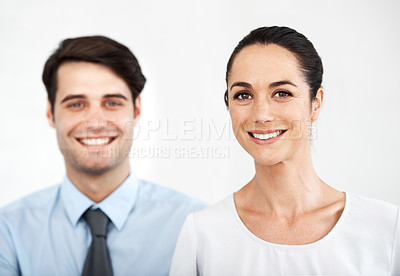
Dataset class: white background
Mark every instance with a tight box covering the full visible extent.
[0,0,399,206]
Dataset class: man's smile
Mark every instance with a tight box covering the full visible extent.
[76,136,117,146]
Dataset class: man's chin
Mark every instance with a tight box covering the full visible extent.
[68,160,119,176]
[63,148,130,176]
[77,165,112,176]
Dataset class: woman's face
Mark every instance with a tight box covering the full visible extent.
[227,44,323,166]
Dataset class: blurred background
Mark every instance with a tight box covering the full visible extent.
[1,0,399,206]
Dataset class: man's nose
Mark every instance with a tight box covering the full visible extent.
[85,106,108,130]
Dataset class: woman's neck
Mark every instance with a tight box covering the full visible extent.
[238,153,339,219]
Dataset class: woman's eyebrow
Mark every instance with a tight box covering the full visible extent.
[269,80,297,88]
[230,80,297,91]
[230,82,252,90]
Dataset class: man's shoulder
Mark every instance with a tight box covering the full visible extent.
[0,185,60,217]
[136,178,208,211]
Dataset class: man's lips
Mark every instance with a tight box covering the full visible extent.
[75,136,117,146]
[248,130,287,140]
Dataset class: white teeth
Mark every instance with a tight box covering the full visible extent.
[252,131,284,140]
[79,138,112,145]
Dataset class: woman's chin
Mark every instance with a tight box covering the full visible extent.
[251,154,284,167]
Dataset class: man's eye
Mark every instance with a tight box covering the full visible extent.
[68,102,82,108]
[234,92,253,100]
[275,91,292,98]
[106,101,121,107]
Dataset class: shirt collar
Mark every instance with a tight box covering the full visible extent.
[60,171,139,231]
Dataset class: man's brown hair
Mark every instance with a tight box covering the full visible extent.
[42,35,146,112]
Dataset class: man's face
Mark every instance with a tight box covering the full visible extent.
[47,61,140,175]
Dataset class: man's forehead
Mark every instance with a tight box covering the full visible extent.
[55,61,133,103]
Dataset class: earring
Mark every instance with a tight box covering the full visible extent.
[310,120,317,140]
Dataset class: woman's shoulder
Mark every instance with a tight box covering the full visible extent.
[189,194,238,230]
[346,192,399,219]
[343,192,399,237]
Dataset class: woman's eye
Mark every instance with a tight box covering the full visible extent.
[234,92,253,100]
[275,91,292,98]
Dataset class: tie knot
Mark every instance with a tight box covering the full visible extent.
[83,209,110,238]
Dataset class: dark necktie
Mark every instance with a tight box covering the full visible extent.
[82,209,113,276]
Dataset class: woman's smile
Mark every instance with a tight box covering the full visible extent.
[247,129,287,144]
[227,44,320,165]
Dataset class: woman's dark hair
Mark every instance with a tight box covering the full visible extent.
[224,26,323,107]
[43,35,146,112]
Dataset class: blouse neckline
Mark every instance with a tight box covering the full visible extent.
[229,191,350,249]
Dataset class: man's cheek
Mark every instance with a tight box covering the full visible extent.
[122,118,135,129]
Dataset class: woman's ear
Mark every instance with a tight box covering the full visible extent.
[311,88,324,122]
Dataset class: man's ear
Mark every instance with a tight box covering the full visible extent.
[46,99,55,128]
[133,96,141,126]
[311,88,324,122]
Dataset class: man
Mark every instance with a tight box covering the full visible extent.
[0,36,207,275]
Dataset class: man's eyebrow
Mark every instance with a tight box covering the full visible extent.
[60,94,86,104]
[269,80,297,88]
[230,82,252,90]
[104,94,129,101]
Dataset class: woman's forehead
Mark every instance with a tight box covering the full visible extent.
[228,44,303,85]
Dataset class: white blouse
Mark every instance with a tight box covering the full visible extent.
[170,192,400,276]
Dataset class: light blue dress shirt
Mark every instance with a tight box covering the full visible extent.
[0,173,207,276]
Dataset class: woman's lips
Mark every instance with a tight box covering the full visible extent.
[248,130,287,144]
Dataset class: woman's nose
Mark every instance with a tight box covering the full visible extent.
[252,99,274,124]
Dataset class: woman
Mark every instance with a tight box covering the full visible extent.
[170,26,400,275]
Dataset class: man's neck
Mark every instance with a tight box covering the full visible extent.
[65,162,130,203]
